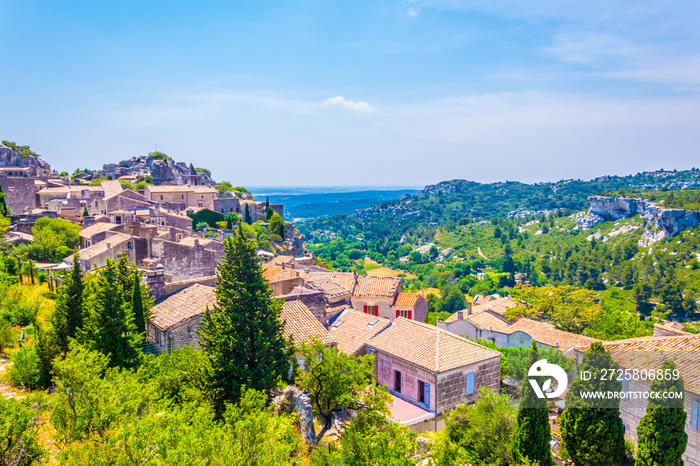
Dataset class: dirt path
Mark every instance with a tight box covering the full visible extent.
[477,247,489,260]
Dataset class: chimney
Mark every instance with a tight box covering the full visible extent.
[147,266,166,301]
[457,310,464,320]
[281,262,285,269]
[467,302,473,315]
[194,239,199,247]
[106,243,111,250]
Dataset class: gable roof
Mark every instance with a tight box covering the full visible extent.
[367,318,501,373]
[79,222,120,239]
[69,233,133,261]
[444,296,516,323]
[354,275,401,299]
[263,264,301,283]
[100,179,124,198]
[595,334,700,395]
[281,300,335,347]
[394,293,425,308]
[329,309,391,356]
[506,318,599,352]
[304,272,357,294]
[465,310,512,333]
[150,284,216,330]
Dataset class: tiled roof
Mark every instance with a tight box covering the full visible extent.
[79,222,120,239]
[597,334,700,395]
[444,296,516,323]
[326,302,353,315]
[329,309,391,356]
[354,275,401,299]
[306,277,352,299]
[465,310,512,333]
[150,284,216,330]
[177,236,217,248]
[654,323,691,336]
[101,180,124,198]
[506,318,599,351]
[367,318,502,373]
[304,272,357,294]
[70,233,133,261]
[394,293,424,308]
[263,265,301,282]
[146,185,192,193]
[189,185,218,193]
[281,300,335,347]
[268,255,296,267]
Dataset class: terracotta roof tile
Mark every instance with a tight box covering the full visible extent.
[306,277,352,298]
[150,284,216,330]
[465,310,512,333]
[506,318,599,351]
[281,300,335,347]
[268,255,296,267]
[263,265,301,282]
[367,318,501,373]
[394,293,424,307]
[303,272,356,294]
[70,233,133,261]
[595,334,700,395]
[79,222,120,239]
[354,275,401,299]
[329,309,391,356]
[653,323,691,336]
[444,296,516,323]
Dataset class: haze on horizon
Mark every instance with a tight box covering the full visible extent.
[2,1,699,187]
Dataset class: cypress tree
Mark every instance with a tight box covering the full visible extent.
[199,225,292,411]
[51,254,85,352]
[244,203,252,224]
[513,342,553,466]
[82,205,89,217]
[265,196,273,221]
[560,342,625,466]
[80,259,140,368]
[131,270,147,335]
[636,359,687,466]
[226,214,233,230]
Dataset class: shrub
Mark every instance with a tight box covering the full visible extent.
[0,320,16,352]
[7,344,48,390]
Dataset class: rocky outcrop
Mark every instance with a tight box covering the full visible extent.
[272,386,316,446]
[0,142,52,176]
[576,195,700,246]
[99,154,216,185]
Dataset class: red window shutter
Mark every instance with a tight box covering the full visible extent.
[408,310,412,320]
[396,310,400,318]
[374,307,378,316]
[364,305,368,314]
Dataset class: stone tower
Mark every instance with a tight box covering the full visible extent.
[182,163,202,186]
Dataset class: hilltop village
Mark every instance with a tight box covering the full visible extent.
[2,142,700,465]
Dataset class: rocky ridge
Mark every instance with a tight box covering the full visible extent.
[0,142,52,175]
[92,154,216,185]
[576,195,700,246]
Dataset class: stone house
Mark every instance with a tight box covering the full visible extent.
[281,300,336,349]
[144,185,218,211]
[573,334,700,465]
[366,317,502,416]
[66,232,148,271]
[327,309,391,356]
[439,303,598,353]
[391,293,429,322]
[148,283,216,351]
[0,175,41,214]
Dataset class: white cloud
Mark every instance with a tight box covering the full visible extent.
[407,8,418,17]
[322,96,376,113]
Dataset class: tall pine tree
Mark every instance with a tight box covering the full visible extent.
[636,359,687,466]
[561,342,625,466]
[80,259,140,368]
[199,225,292,411]
[265,196,273,221]
[513,342,553,466]
[51,254,85,352]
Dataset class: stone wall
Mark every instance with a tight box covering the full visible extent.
[161,240,224,282]
[169,315,205,349]
[352,296,396,321]
[282,291,327,325]
[374,352,437,410]
[435,358,501,413]
[0,175,38,214]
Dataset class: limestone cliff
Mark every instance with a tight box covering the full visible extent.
[97,154,216,185]
[0,142,52,176]
[576,195,700,246]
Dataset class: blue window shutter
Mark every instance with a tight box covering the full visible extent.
[425,383,430,408]
[692,399,700,430]
[466,371,475,395]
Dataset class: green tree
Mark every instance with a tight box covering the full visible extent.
[199,226,292,410]
[269,212,285,240]
[443,387,516,466]
[80,259,141,368]
[636,359,687,466]
[30,217,81,261]
[82,206,89,217]
[265,196,274,221]
[51,254,85,352]
[0,396,45,466]
[560,341,625,466]
[513,342,553,466]
[131,270,147,334]
[296,336,375,437]
[0,184,8,217]
[244,204,252,224]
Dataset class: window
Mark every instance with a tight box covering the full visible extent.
[466,371,475,395]
[160,195,163,200]
[419,381,430,408]
[127,242,132,250]
[364,305,378,316]
[396,309,413,319]
[181,195,184,199]
[692,399,700,430]
[395,370,402,393]
[221,208,224,213]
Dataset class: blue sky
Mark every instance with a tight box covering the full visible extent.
[2,0,700,186]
